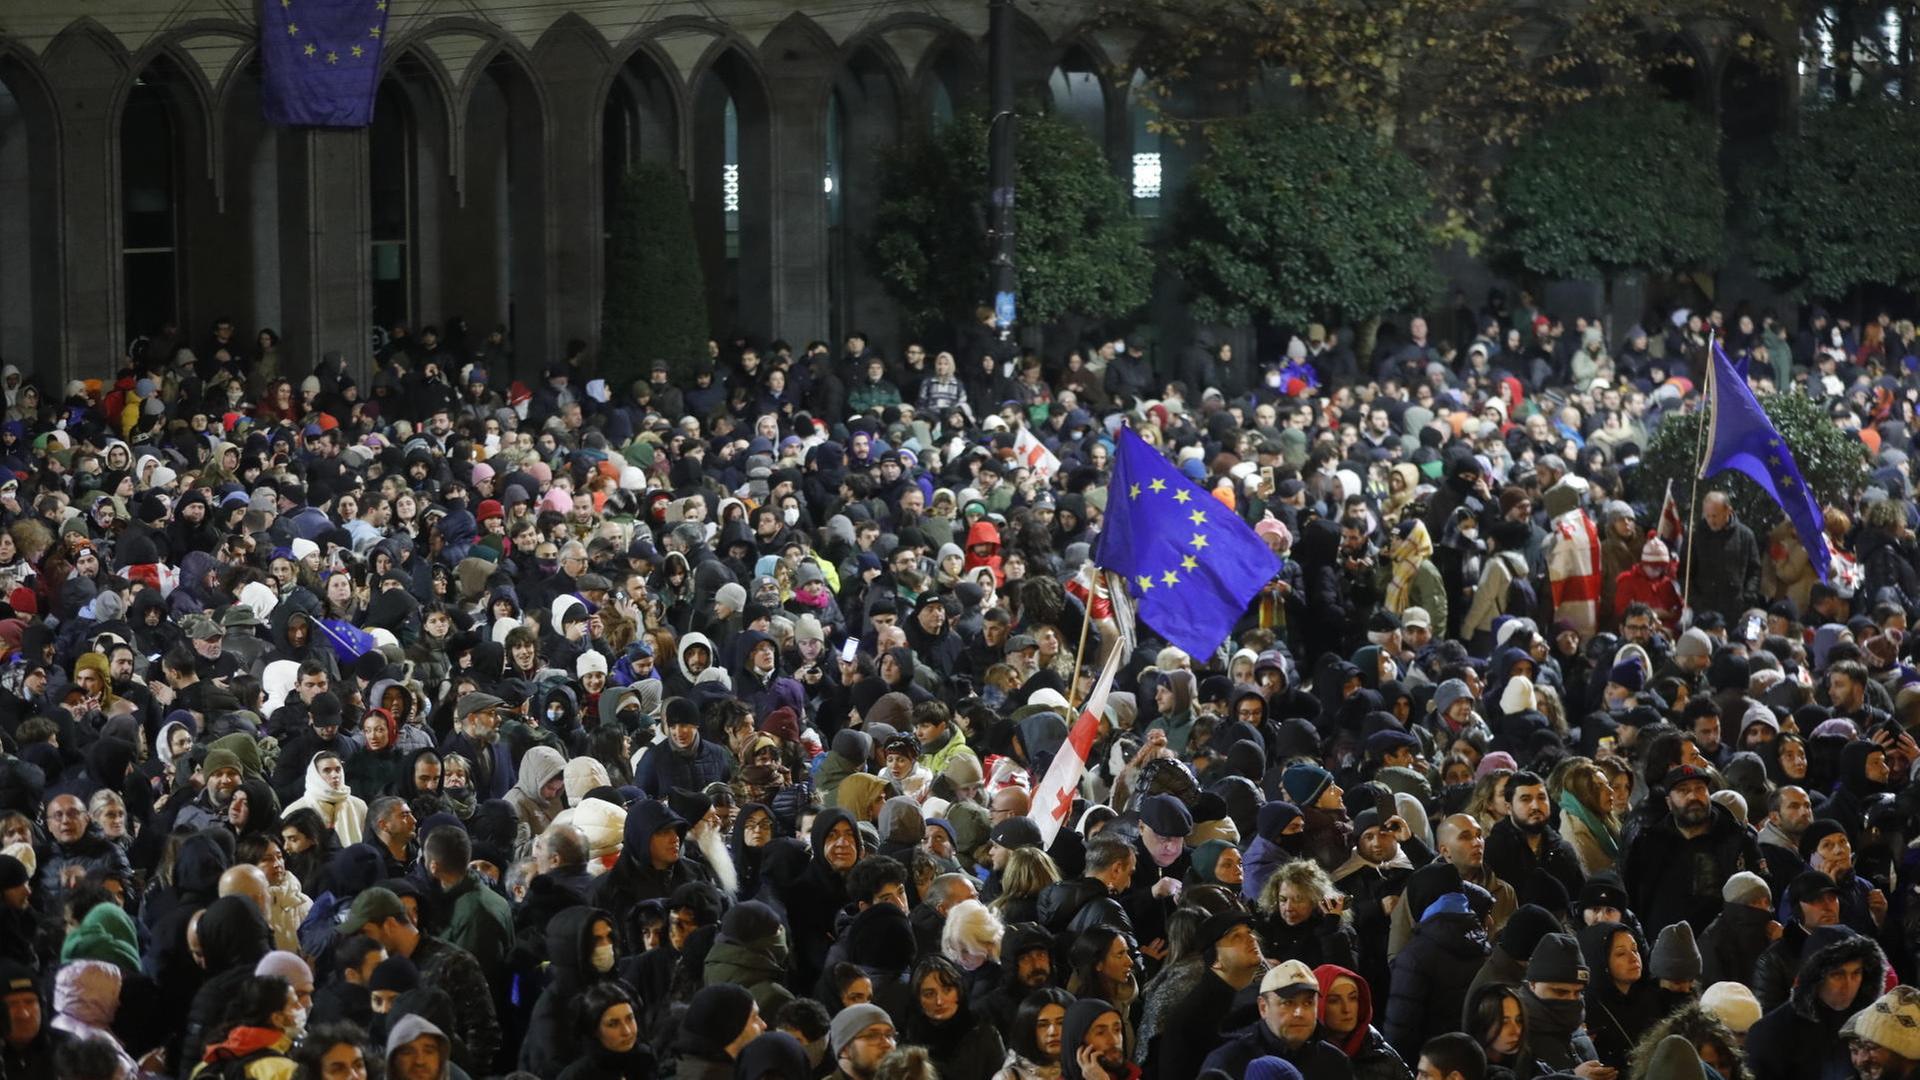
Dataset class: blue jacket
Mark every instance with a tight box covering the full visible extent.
[633,737,731,798]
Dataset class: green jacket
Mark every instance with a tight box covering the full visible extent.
[440,870,515,980]
[704,937,796,1017]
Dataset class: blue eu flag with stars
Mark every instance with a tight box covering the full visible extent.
[1096,426,1280,659]
[259,0,389,127]
[1701,340,1831,582]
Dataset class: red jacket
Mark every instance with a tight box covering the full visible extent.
[1613,566,1683,630]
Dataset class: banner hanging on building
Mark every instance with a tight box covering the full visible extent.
[260,0,389,127]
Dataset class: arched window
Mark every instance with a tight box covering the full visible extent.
[369,80,413,331]
[121,63,183,342]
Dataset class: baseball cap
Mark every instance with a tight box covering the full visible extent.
[1662,765,1711,791]
[990,818,1043,851]
[338,887,409,934]
[1259,959,1318,996]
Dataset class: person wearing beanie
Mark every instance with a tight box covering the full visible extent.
[1798,816,1884,937]
[674,982,765,1075]
[1465,902,1562,1004]
[1663,627,1716,690]
[1061,997,1137,1080]
[1517,932,1600,1074]
[1699,871,1778,988]
[1744,926,1887,1080]
[830,1003,896,1079]
[632,696,731,799]
[1278,763,1352,874]
[1650,920,1702,1010]
[1619,764,1765,936]
[1381,861,1490,1062]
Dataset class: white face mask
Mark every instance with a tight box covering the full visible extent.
[288,1005,309,1039]
[783,507,800,526]
[591,943,616,973]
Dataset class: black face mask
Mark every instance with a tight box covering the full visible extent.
[537,560,559,577]
[1522,988,1585,1036]
[1277,832,1309,856]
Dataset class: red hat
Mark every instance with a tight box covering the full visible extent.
[8,586,35,615]
[476,499,503,522]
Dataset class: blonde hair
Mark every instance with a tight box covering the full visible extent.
[989,847,1061,914]
[1257,858,1340,914]
[939,899,1004,966]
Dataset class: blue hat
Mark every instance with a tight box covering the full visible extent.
[1137,794,1194,838]
[1280,763,1334,806]
[1609,655,1646,691]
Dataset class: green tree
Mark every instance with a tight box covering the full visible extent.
[1633,389,1867,528]
[1742,101,1920,301]
[1495,96,1726,313]
[601,163,709,385]
[866,110,1150,329]
[1165,112,1438,328]
[1121,0,1787,239]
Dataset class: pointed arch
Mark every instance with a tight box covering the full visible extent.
[369,49,455,337]
[440,47,552,370]
[828,40,906,346]
[689,43,774,338]
[0,47,61,368]
[119,50,207,342]
[918,31,985,129]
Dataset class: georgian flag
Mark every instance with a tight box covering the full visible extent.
[1032,572,1132,847]
[1013,425,1061,480]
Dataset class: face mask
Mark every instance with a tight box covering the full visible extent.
[591,943,616,973]
[783,507,800,526]
[1266,372,1283,388]
[547,706,563,723]
[288,1005,309,1039]
[537,559,559,576]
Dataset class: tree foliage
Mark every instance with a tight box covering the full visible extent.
[1495,95,1726,285]
[1633,389,1868,528]
[1165,112,1438,327]
[601,164,709,385]
[1741,100,1920,301]
[1118,0,1788,237]
[866,110,1150,329]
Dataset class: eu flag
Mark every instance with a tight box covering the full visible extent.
[1096,426,1280,658]
[1701,340,1831,582]
[259,0,389,127]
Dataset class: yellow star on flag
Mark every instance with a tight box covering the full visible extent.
[1189,509,1207,525]
[1161,570,1179,586]
[1149,478,1166,494]
[369,26,382,37]
[303,43,316,55]
[1189,533,1209,551]
[352,44,364,57]
[287,22,299,34]
[1768,455,1781,465]
[326,50,338,63]
[1173,489,1191,504]
[1781,476,1796,488]
[1129,484,1141,500]
[1135,575,1154,592]
[1181,555,1198,571]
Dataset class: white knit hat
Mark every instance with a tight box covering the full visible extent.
[1700,981,1763,1034]
[576,650,608,678]
[1843,986,1920,1059]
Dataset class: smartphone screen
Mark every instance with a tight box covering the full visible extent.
[839,639,859,664]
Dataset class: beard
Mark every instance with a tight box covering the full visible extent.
[691,822,739,898]
[1674,803,1712,828]
[1516,815,1549,835]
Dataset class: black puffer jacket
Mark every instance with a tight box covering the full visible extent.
[521,906,620,1079]
[1380,908,1490,1060]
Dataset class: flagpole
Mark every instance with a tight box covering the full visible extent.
[1067,567,1099,708]
[1682,329,1715,616]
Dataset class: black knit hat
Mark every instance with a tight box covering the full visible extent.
[1526,932,1590,984]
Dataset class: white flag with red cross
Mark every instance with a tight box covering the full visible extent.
[1013,425,1061,480]
[1032,571,1132,847]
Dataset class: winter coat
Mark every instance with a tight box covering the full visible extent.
[504,745,568,837]
[521,906,621,1079]
[1618,803,1765,936]
[1699,900,1776,988]
[1688,516,1763,622]
[1744,930,1887,1080]
[1381,909,1489,1060]
[631,736,730,799]
[1484,818,1585,905]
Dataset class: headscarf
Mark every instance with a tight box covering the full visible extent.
[1386,520,1434,613]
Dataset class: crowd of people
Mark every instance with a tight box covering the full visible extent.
[4,295,1920,1080]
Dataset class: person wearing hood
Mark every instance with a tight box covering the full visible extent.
[520,905,622,1077]
[633,698,730,798]
[504,745,568,836]
[1313,964,1407,1080]
[1744,927,1888,1080]
[51,960,144,1080]
[188,973,302,1080]
[1144,670,1198,756]
[592,798,709,944]
[781,807,862,993]
[179,894,276,1072]
[706,899,798,1018]
[554,980,658,1080]
[281,750,368,845]
[1244,800,1308,902]
[1576,920,1660,1070]
[386,1012,456,1080]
